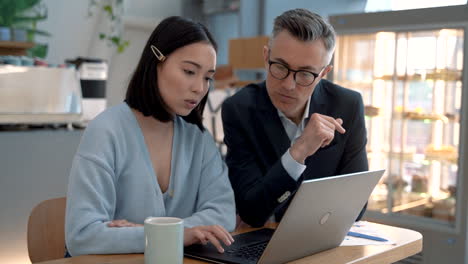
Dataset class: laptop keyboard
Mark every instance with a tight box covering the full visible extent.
[225,241,268,261]
[184,228,275,264]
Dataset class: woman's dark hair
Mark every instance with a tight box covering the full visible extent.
[125,16,217,131]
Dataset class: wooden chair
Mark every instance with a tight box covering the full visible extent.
[27,197,67,263]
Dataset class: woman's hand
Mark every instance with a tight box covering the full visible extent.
[108,221,233,253]
[184,225,235,253]
[107,219,143,227]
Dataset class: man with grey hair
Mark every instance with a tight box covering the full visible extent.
[222,8,368,227]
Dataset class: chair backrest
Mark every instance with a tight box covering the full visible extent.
[27,197,66,263]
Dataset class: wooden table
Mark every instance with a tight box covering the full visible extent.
[37,222,422,264]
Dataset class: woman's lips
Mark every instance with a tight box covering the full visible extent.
[184,99,198,108]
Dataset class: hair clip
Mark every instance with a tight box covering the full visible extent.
[150,45,166,62]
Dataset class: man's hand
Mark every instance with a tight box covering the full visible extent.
[289,113,346,164]
[184,225,234,253]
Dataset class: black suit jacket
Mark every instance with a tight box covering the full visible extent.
[221,80,369,227]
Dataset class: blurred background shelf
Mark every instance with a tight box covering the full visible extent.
[330,5,468,263]
[0,41,34,56]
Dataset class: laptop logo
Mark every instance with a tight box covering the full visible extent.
[320,212,332,225]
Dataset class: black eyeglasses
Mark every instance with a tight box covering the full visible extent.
[268,60,320,86]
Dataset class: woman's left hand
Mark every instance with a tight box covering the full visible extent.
[107,219,143,227]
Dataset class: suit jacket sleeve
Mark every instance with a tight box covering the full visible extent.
[337,92,368,174]
[337,92,369,220]
[222,98,300,227]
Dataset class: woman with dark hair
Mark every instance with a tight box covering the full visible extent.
[65,16,236,256]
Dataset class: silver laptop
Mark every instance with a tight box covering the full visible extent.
[185,169,385,264]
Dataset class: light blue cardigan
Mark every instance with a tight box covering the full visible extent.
[65,103,236,256]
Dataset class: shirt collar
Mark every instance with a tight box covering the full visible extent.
[277,97,311,124]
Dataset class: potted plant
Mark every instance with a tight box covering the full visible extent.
[0,0,50,58]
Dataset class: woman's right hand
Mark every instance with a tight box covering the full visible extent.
[184,225,235,253]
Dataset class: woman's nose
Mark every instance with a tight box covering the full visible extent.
[192,80,207,93]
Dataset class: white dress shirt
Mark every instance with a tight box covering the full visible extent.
[278,98,311,181]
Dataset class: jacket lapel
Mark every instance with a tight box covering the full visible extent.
[255,82,291,159]
[308,80,327,116]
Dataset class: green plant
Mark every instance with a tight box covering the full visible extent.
[0,0,50,58]
[88,0,129,53]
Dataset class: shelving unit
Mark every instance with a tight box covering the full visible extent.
[333,24,462,220]
[330,5,468,264]
[334,28,462,222]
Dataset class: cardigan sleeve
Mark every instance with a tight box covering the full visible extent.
[182,131,236,232]
[65,121,145,256]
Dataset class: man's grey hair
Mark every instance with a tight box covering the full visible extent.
[271,8,336,51]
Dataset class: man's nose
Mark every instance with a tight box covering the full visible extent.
[282,72,296,91]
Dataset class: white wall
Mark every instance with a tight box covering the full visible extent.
[36,0,183,106]
[37,0,182,65]
[38,0,98,65]
[106,0,182,106]
[107,0,182,106]
[124,0,182,18]
[106,17,160,107]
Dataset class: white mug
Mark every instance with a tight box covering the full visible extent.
[144,217,184,264]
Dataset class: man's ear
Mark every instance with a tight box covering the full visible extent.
[263,45,269,68]
[321,65,333,78]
